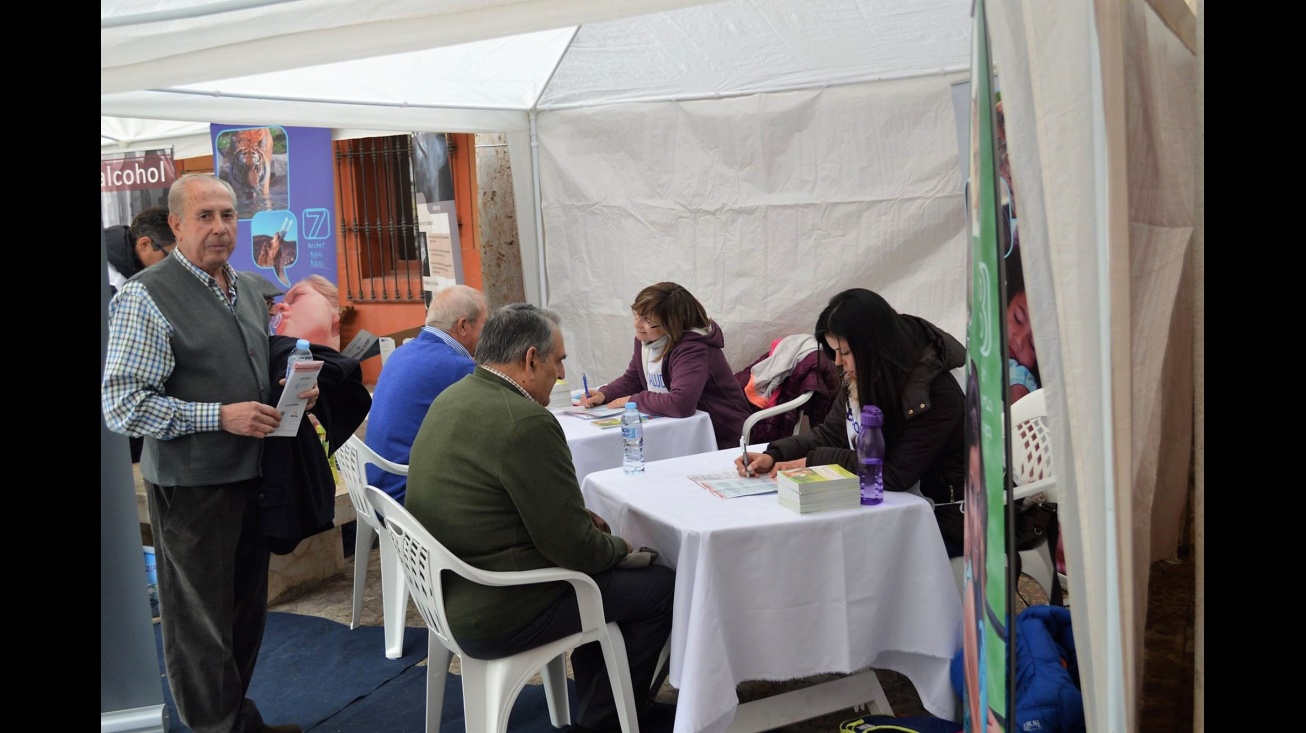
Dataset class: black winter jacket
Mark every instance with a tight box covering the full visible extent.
[259,336,372,555]
[763,315,966,552]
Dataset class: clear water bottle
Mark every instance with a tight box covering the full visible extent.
[621,403,645,474]
[857,405,885,505]
[286,338,313,380]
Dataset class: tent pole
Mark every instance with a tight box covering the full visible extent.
[530,110,547,307]
[523,25,578,308]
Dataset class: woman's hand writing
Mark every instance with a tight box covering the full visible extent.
[735,451,777,478]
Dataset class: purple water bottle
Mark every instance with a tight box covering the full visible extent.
[857,405,885,505]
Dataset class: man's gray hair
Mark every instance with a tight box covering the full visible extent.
[476,303,562,365]
[426,285,486,330]
[168,173,236,217]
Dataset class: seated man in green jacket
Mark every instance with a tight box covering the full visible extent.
[406,303,674,733]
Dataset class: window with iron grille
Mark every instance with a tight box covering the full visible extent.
[334,135,426,302]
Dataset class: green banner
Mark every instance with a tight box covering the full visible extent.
[962,0,1014,729]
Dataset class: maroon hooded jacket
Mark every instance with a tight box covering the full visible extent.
[600,320,753,450]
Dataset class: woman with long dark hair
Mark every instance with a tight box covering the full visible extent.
[736,288,967,555]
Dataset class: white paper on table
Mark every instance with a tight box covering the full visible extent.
[269,360,323,438]
[687,472,778,498]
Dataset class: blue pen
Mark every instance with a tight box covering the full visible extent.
[582,372,591,400]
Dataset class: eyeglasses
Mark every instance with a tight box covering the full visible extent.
[150,241,177,254]
[633,313,662,329]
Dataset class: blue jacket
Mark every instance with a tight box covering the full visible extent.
[951,604,1084,733]
[1013,604,1084,733]
[365,329,475,503]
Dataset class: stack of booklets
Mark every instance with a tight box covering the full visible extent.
[776,464,860,514]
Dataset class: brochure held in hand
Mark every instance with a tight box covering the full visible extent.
[269,359,324,438]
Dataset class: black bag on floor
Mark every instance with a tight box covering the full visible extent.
[1015,500,1057,551]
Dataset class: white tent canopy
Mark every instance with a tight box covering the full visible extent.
[102,0,971,143]
[102,2,1201,731]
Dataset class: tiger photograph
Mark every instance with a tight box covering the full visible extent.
[217,126,288,218]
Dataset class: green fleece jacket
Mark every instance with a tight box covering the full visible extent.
[406,367,629,640]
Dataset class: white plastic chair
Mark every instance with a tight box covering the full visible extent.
[335,434,411,659]
[739,390,813,451]
[949,388,1061,602]
[365,486,644,733]
[1009,388,1062,602]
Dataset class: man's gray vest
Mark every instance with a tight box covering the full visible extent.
[135,256,271,486]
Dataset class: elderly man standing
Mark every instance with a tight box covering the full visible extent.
[102,173,308,733]
[406,304,675,733]
[364,284,487,503]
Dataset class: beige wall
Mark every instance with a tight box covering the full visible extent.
[475,133,526,309]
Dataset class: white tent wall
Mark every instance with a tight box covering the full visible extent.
[536,74,969,382]
[989,0,1199,730]
[1121,0,1198,719]
[984,0,1120,727]
[1121,0,1197,566]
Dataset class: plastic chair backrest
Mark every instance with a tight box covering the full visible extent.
[364,486,644,733]
[734,338,839,445]
[336,434,412,658]
[363,486,614,659]
[365,486,463,655]
[337,434,408,530]
[741,390,813,448]
[1009,388,1053,488]
[1009,388,1062,603]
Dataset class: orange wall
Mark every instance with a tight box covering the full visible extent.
[449,133,482,292]
[341,302,425,387]
[335,132,482,386]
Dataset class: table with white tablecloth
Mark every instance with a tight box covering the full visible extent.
[581,447,962,733]
[549,407,717,486]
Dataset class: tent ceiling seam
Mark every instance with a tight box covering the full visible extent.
[529,26,581,113]
[536,64,970,112]
[102,0,302,29]
[133,88,531,113]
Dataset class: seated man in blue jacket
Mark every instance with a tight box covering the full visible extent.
[365,284,487,503]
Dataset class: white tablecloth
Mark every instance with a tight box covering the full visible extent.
[550,408,717,486]
[581,447,962,733]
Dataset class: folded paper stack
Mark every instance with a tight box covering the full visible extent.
[777,464,860,514]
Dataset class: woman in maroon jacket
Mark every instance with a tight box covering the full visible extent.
[580,282,752,450]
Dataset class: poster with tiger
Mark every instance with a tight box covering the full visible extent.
[211,124,336,291]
